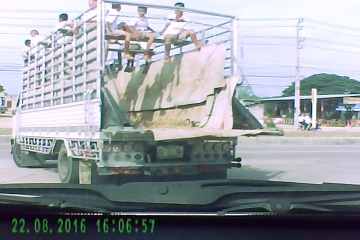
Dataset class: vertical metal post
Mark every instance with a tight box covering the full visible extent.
[96,0,105,100]
[60,36,65,105]
[72,20,77,103]
[237,20,244,98]
[231,17,238,76]
[26,48,31,110]
[294,18,303,126]
[311,88,317,128]
[83,11,88,99]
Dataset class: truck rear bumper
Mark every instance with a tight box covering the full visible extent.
[97,163,234,176]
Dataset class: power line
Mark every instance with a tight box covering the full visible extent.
[242,35,296,39]
[305,19,360,33]
[301,66,360,73]
[248,84,288,89]
[0,69,21,72]
[244,75,295,78]
[239,25,296,28]
[242,43,294,46]
[303,26,360,38]
[0,9,83,13]
[238,18,298,21]
[0,17,56,21]
[304,44,360,55]
[306,37,360,49]
[245,65,360,74]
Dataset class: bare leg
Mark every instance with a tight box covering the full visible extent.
[164,35,172,63]
[104,41,109,62]
[144,32,155,62]
[186,29,203,49]
[113,30,134,60]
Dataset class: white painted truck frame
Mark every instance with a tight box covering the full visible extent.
[11,1,242,184]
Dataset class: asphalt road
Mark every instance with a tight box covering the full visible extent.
[230,145,360,184]
[1,142,360,185]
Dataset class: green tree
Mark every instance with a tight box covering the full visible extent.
[0,84,4,92]
[236,85,259,100]
[340,112,346,125]
[281,73,360,97]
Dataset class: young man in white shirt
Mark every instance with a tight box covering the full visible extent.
[127,6,156,62]
[22,39,31,64]
[84,0,98,26]
[67,0,98,34]
[160,2,203,63]
[30,30,46,55]
[53,13,73,46]
[105,3,133,60]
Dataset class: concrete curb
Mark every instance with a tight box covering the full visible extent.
[238,136,360,145]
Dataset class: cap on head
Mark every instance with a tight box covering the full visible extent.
[25,39,31,46]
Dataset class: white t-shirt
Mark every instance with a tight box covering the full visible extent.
[54,21,73,45]
[105,9,121,29]
[30,35,46,55]
[304,116,312,124]
[299,115,304,122]
[164,13,191,35]
[81,9,98,26]
[128,16,149,32]
[22,46,30,60]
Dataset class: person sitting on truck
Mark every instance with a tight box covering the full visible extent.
[29,30,46,56]
[66,0,98,35]
[84,0,98,26]
[22,39,31,64]
[53,13,73,46]
[105,3,134,60]
[159,2,203,63]
[126,6,156,62]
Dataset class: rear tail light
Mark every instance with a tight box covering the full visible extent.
[123,144,133,152]
[134,143,143,151]
[103,145,111,152]
[204,143,212,151]
[222,143,231,151]
[194,143,203,151]
[213,143,221,151]
[113,145,121,152]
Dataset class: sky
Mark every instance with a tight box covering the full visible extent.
[1,0,360,97]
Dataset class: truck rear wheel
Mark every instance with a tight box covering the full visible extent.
[57,144,79,183]
[12,142,23,167]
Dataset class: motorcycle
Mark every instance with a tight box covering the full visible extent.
[298,122,322,131]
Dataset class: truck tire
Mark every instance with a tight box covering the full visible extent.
[12,142,23,167]
[57,144,79,184]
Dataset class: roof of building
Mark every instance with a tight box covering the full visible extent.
[259,93,360,101]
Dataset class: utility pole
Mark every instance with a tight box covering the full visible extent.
[294,18,304,126]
